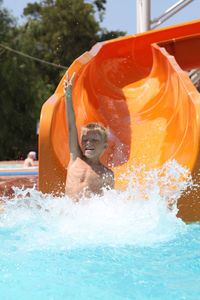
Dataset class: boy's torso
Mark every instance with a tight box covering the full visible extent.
[65,157,110,199]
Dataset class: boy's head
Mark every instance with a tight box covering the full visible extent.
[81,123,108,159]
[81,123,107,142]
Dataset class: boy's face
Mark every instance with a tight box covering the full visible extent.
[81,130,107,159]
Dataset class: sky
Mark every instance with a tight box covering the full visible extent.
[1,0,200,35]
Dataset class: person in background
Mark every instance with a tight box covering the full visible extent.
[24,151,36,167]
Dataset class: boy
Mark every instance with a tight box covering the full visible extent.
[63,72,114,201]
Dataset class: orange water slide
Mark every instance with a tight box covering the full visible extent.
[39,20,200,221]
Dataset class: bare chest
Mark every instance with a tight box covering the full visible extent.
[68,162,101,183]
[65,159,106,196]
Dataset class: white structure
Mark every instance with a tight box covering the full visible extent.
[136,0,151,32]
[136,0,195,33]
[136,0,200,91]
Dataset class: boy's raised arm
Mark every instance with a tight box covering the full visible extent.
[64,72,81,160]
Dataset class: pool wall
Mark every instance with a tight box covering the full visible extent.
[0,161,38,198]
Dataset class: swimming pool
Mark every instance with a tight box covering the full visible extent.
[0,164,38,176]
[0,164,25,169]
[0,171,38,176]
[0,162,199,300]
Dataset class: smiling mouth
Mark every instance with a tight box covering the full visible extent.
[85,147,95,151]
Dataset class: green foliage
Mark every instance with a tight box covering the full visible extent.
[93,0,106,12]
[22,0,125,79]
[0,4,48,159]
[0,54,46,159]
[0,0,126,160]
[0,2,15,41]
[99,29,127,41]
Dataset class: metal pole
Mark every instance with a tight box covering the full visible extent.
[151,0,194,29]
[137,0,151,33]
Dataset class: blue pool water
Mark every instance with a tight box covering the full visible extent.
[0,164,38,176]
[0,164,25,169]
[0,171,38,176]
[0,161,200,300]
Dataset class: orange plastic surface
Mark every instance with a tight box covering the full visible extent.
[39,20,200,222]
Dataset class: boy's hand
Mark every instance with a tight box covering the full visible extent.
[63,71,75,99]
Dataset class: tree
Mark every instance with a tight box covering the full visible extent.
[0,0,125,160]
[0,1,49,159]
[23,0,125,85]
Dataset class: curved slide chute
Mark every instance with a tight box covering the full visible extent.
[39,20,200,222]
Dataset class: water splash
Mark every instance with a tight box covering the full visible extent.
[0,160,192,251]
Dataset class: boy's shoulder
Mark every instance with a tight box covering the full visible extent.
[102,164,114,178]
[101,165,114,188]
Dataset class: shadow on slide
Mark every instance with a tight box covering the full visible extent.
[39,20,200,222]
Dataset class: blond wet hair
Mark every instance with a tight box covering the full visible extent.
[81,123,108,142]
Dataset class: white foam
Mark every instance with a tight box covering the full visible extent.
[0,160,191,251]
